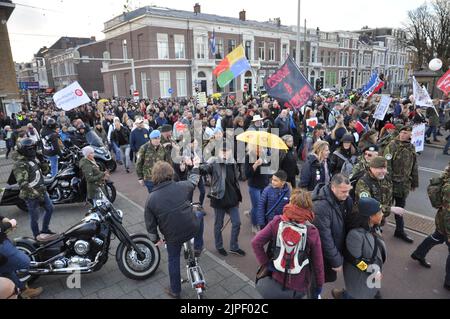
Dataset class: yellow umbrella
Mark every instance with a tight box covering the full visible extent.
[98,99,109,104]
[236,131,288,150]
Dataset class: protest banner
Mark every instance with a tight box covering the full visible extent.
[373,95,392,121]
[411,123,426,153]
[53,81,91,111]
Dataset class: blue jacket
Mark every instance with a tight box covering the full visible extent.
[156,117,168,127]
[130,127,150,152]
[256,183,291,227]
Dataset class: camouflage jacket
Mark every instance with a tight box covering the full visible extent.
[378,132,398,154]
[436,168,450,240]
[350,155,370,180]
[383,139,419,197]
[79,158,106,200]
[11,152,47,201]
[136,142,171,181]
[355,172,393,218]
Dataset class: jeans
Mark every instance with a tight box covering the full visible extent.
[166,242,183,295]
[166,212,205,295]
[444,136,450,154]
[111,142,121,162]
[248,187,263,226]
[394,196,406,233]
[213,206,241,251]
[414,230,450,285]
[426,126,438,140]
[194,210,205,251]
[0,239,30,290]
[25,192,54,238]
[46,155,58,177]
[119,144,131,169]
[196,176,206,206]
[144,180,154,193]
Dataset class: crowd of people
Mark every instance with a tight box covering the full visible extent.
[0,89,449,299]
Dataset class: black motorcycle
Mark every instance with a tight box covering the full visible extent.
[14,191,160,282]
[0,146,116,212]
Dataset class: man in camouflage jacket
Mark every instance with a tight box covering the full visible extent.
[383,125,418,243]
[12,138,55,239]
[136,130,171,193]
[411,163,450,291]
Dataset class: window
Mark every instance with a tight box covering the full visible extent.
[157,34,169,59]
[344,52,349,67]
[326,70,337,86]
[339,52,344,66]
[245,40,252,60]
[344,39,349,48]
[351,53,356,66]
[196,36,207,59]
[259,70,266,87]
[292,48,296,62]
[216,38,224,59]
[339,38,344,48]
[137,34,144,60]
[320,50,324,63]
[228,39,236,53]
[112,74,118,97]
[268,43,276,61]
[122,39,128,60]
[229,78,235,92]
[141,72,148,99]
[176,71,187,97]
[174,35,185,59]
[159,71,171,98]
[310,70,315,85]
[281,44,288,61]
[258,42,265,61]
[311,47,317,63]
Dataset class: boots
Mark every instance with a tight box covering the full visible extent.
[19,285,43,299]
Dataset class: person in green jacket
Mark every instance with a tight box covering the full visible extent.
[79,146,110,203]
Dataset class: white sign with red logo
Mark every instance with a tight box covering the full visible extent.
[436,69,450,95]
[306,117,318,128]
[53,81,91,111]
[411,123,426,153]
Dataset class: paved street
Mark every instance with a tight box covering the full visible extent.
[1,144,449,299]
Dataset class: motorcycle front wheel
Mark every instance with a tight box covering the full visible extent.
[106,160,117,173]
[104,183,116,203]
[14,241,39,284]
[116,234,160,280]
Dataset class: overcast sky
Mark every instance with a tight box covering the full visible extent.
[7,0,426,63]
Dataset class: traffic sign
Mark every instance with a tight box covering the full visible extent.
[133,90,139,96]
[168,88,174,94]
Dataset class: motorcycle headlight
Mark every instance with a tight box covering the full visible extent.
[116,209,124,220]
[95,148,106,155]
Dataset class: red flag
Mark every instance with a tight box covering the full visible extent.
[436,69,450,95]
[355,121,365,134]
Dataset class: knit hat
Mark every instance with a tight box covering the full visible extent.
[341,134,354,143]
[150,130,161,139]
[363,144,379,153]
[369,156,387,168]
[384,123,396,130]
[399,125,412,132]
[358,197,382,217]
[161,124,172,133]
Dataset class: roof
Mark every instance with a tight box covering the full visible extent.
[49,37,92,51]
[104,6,291,33]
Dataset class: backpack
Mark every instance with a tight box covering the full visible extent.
[427,176,444,209]
[272,220,310,289]
[333,151,356,177]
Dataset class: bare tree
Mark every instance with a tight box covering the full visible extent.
[401,0,450,71]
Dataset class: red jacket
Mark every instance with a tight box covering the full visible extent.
[251,215,325,292]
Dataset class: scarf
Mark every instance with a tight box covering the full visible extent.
[282,204,315,224]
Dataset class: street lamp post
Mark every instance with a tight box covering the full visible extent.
[296,0,301,67]
[73,50,137,96]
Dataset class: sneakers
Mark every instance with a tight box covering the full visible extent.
[411,252,431,268]
[126,168,130,173]
[394,231,414,243]
[217,248,228,256]
[19,286,43,299]
[229,249,246,257]
[164,287,181,299]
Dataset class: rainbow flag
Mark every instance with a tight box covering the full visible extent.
[213,45,251,88]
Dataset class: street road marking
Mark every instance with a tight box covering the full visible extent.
[419,167,444,174]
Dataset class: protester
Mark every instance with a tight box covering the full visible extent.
[280,135,299,188]
[299,140,331,191]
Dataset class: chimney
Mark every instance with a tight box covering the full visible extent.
[239,10,246,21]
[194,3,201,14]
[275,17,281,27]
[90,36,96,42]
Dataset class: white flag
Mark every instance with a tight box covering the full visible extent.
[412,76,433,108]
[53,81,91,111]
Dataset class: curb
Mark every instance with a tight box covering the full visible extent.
[425,143,445,150]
